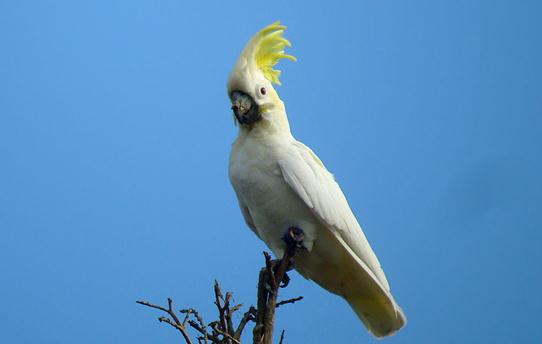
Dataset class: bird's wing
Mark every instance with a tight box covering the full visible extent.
[278,140,405,337]
[277,140,390,291]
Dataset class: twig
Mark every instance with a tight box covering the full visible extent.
[211,323,241,344]
[276,296,303,308]
[187,320,211,338]
[224,292,235,339]
[136,298,193,344]
[234,306,256,340]
[213,280,232,343]
[183,308,210,343]
[278,330,285,344]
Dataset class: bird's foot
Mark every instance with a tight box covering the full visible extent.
[275,227,306,288]
[266,259,292,288]
[279,271,291,288]
[283,227,305,250]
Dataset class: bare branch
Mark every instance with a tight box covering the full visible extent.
[253,267,268,344]
[136,300,169,313]
[276,296,303,308]
[138,229,303,344]
[260,240,298,344]
[234,306,256,340]
[213,280,230,343]
[211,322,241,344]
[182,308,206,334]
[224,292,235,338]
[137,299,193,344]
[187,320,217,343]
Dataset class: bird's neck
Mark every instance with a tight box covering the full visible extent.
[238,102,292,139]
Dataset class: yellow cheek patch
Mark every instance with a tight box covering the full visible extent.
[258,103,273,114]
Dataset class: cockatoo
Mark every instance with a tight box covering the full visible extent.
[227,22,406,337]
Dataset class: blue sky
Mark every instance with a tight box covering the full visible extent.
[1,1,541,343]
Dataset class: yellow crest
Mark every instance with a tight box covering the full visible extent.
[247,21,296,85]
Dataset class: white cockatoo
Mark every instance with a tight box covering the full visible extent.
[227,22,406,337]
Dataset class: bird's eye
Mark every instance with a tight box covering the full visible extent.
[260,87,267,96]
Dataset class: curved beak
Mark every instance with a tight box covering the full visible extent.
[231,91,261,125]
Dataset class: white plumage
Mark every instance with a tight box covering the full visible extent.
[227,22,406,337]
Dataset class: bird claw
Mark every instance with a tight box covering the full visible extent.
[283,227,305,250]
[269,260,292,288]
[279,272,290,288]
[264,260,292,290]
[263,227,305,291]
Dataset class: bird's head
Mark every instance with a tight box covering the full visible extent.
[227,22,296,129]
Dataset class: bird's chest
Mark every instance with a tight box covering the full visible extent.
[229,142,286,210]
[229,139,318,253]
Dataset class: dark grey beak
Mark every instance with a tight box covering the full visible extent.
[231,91,261,125]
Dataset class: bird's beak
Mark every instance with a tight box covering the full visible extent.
[231,91,261,125]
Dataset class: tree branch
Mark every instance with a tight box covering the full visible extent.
[258,244,297,344]
[278,330,285,344]
[276,296,303,308]
[136,298,193,344]
[138,229,303,343]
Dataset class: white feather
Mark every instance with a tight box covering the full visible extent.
[229,130,406,337]
[227,21,405,337]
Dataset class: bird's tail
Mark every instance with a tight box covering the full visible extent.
[345,295,406,338]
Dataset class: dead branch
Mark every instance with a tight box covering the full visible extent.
[276,296,304,309]
[138,229,302,343]
[278,330,285,344]
[255,239,298,344]
[136,298,193,344]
